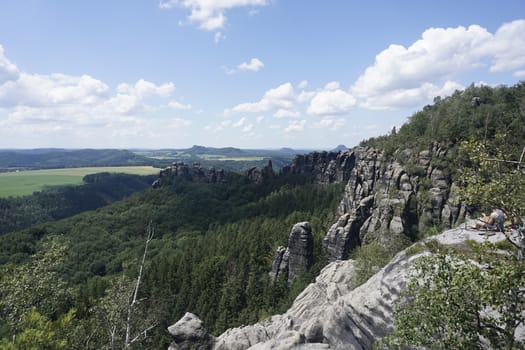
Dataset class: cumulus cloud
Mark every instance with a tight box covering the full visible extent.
[238,58,264,72]
[352,20,525,110]
[284,120,306,133]
[313,117,346,130]
[297,80,308,89]
[159,0,268,31]
[0,46,187,138]
[225,58,264,74]
[307,88,356,115]
[104,79,175,115]
[274,109,299,118]
[0,45,19,84]
[483,20,525,73]
[227,82,295,113]
[0,73,109,107]
[169,100,192,110]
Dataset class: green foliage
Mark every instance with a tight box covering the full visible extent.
[0,149,152,170]
[381,244,525,349]
[351,237,409,286]
[0,307,75,350]
[0,172,342,347]
[0,239,76,348]
[457,136,525,219]
[362,82,525,162]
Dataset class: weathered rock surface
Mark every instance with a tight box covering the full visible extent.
[246,160,275,184]
[281,150,355,184]
[168,225,522,350]
[324,145,463,261]
[168,312,214,350]
[270,222,314,284]
[152,162,225,188]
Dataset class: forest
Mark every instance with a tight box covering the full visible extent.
[0,82,524,349]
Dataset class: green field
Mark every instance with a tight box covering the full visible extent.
[0,166,160,198]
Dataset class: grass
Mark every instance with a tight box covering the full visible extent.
[0,166,160,198]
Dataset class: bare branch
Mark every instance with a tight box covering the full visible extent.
[125,221,155,348]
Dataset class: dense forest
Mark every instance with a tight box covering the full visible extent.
[0,149,152,170]
[0,170,343,348]
[362,82,525,163]
[0,82,524,349]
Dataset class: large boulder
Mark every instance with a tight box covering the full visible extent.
[168,312,215,350]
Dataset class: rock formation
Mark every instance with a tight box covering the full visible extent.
[152,162,225,187]
[269,222,314,284]
[246,160,275,184]
[168,312,214,350]
[324,145,463,261]
[167,226,523,349]
[281,150,355,184]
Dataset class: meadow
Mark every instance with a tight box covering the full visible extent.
[0,166,159,198]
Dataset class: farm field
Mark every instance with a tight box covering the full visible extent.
[0,166,159,198]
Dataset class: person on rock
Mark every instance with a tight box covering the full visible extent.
[473,208,506,231]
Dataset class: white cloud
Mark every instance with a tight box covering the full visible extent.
[352,20,525,110]
[169,118,192,128]
[242,123,254,133]
[232,116,247,127]
[313,117,346,130]
[0,45,19,84]
[324,81,340,91]
[284,120,306,133]
[169,100,192,110]
[0,72,109,107]
[214,31,226,43]
[307,88,356,115]
[514,70,525,78]
[483,20,525,73]
[103,79,175,115]
[298,80,308,89]
[238,58,264,72]
[228,82,295,113]
[274,109,299,118]
[225,58,264,74]
[359,81,464,110]
[256,115,265,123]
[159,0,268,31]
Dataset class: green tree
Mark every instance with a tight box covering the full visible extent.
[381,244,524,349]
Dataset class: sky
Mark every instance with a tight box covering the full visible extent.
[0,1,524,150]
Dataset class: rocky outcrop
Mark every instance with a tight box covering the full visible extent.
[246,160,275,184]
[324,145,463,261]
[281,150,355,184]
[168,226,523,350]
[152,162,225,187]
[168,239,423,349]
[269,222,314,284]
[168,312,214,350]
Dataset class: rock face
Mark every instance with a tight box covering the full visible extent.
[281,150,355,184]
[324,145,463,261]
[168,312,214,350]
[246,160,275,184]
[152,162,225,187]
[168,241,423,349]
[270,222,314,284]
[168,225,522,350]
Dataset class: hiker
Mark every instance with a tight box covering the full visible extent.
[474,209,506,231]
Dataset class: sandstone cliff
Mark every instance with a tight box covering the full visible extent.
[167,145,473,349]
[168,225,521,350]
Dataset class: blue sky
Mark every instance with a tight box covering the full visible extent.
[0,1,523,149]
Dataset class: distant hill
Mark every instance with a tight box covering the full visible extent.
[0,149,153,170]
